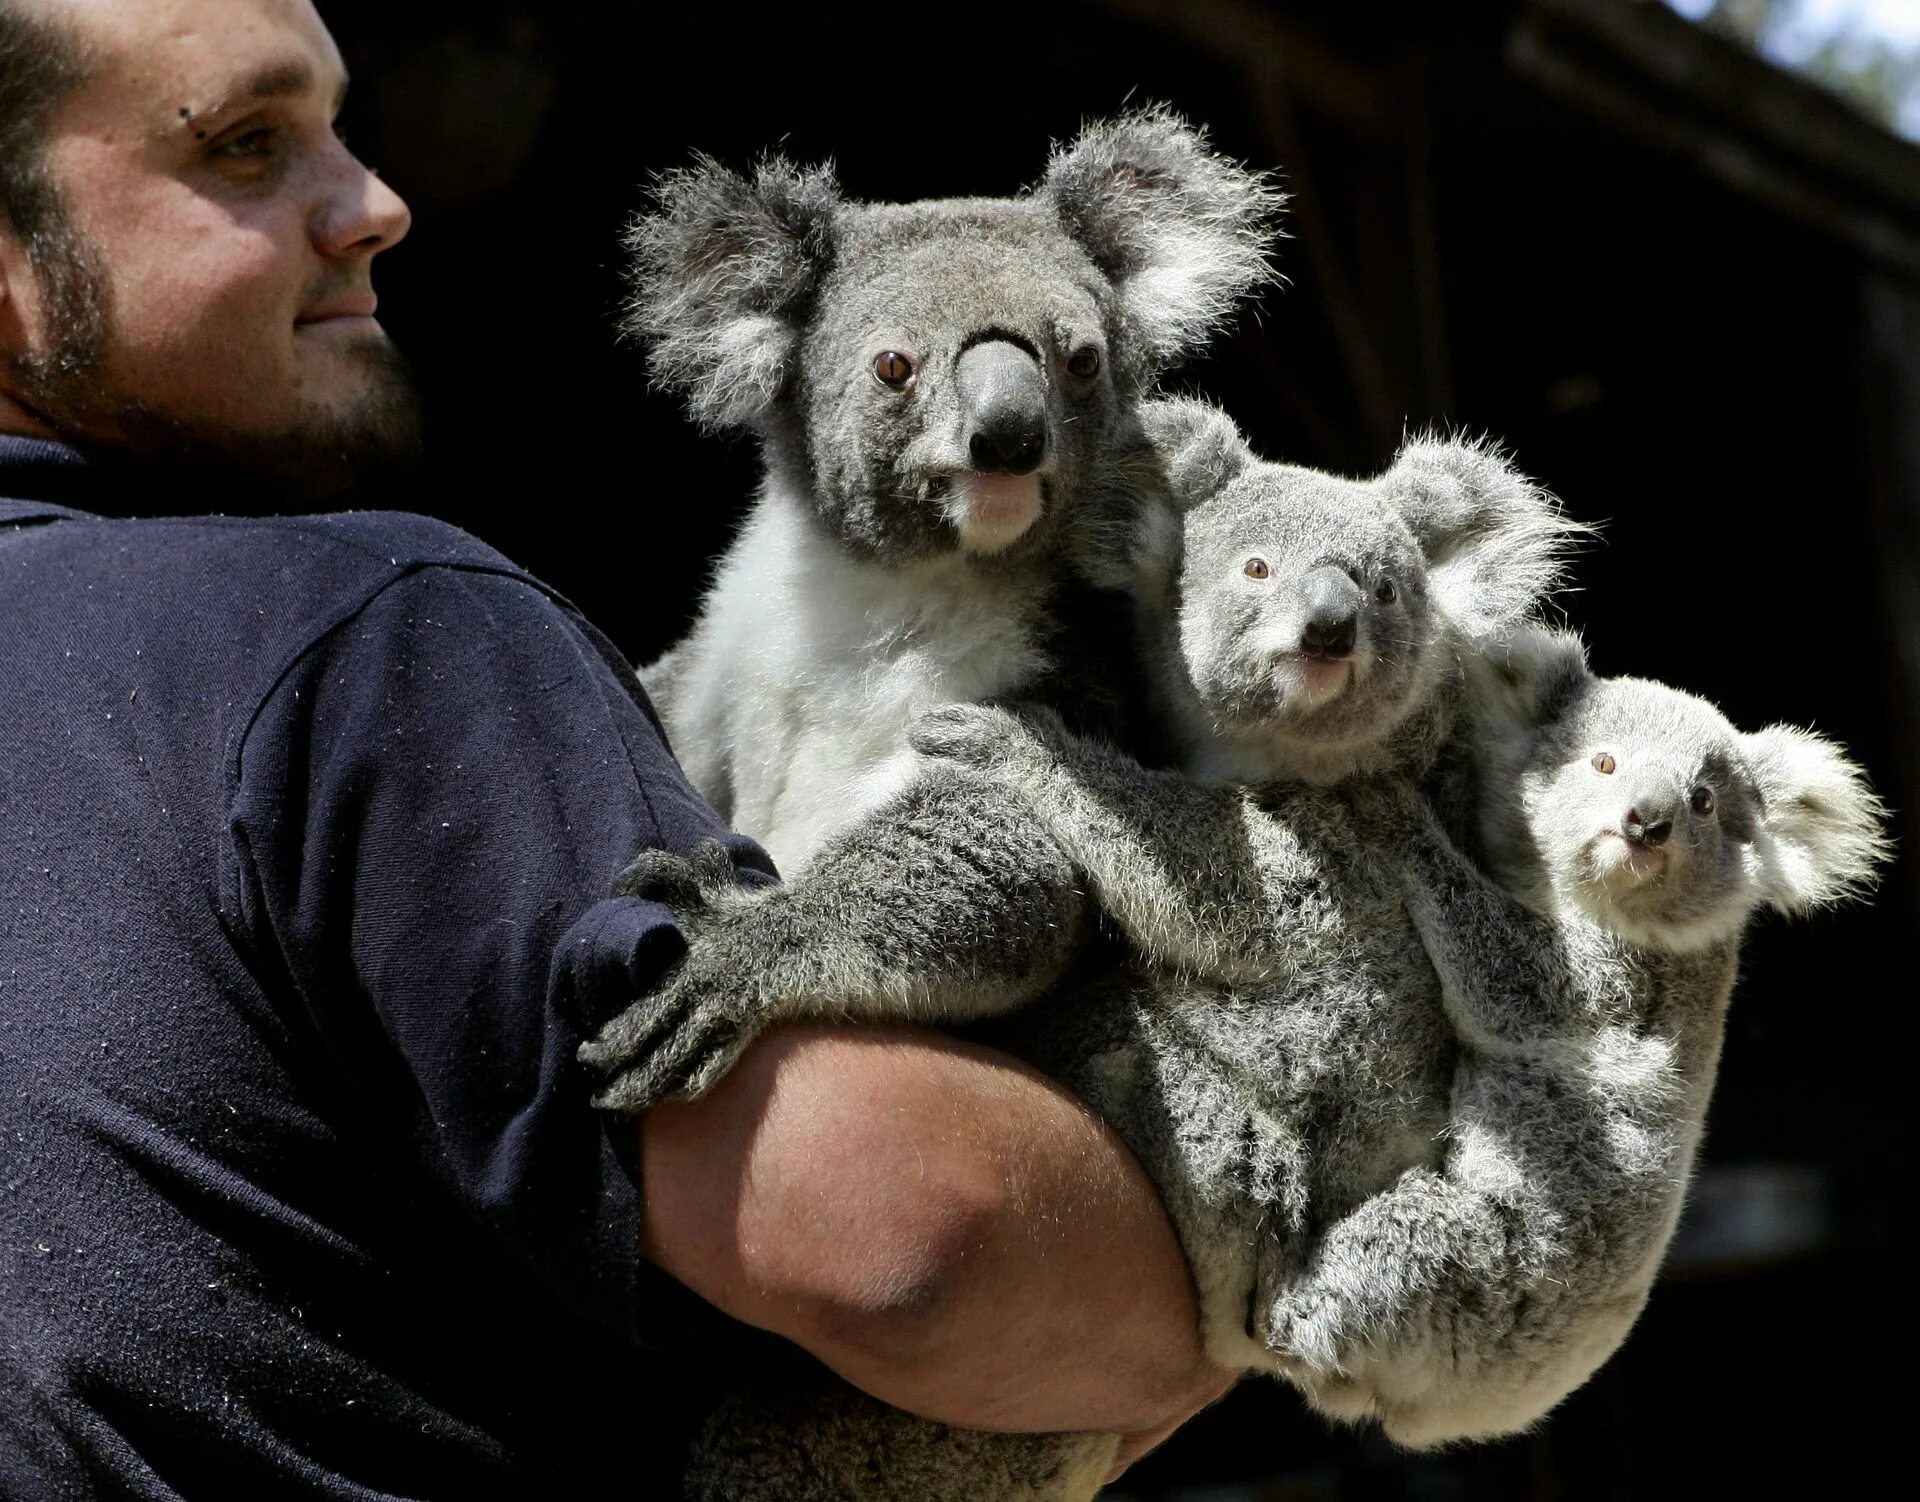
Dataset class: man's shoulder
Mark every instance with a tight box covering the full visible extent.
[7,503,526,583]
[6,499,556,628]
[4,496,608,770]
[264,507,533,584]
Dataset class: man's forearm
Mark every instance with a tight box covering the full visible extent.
[638,1021,1233,1437]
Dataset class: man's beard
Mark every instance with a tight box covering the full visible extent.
[9,210,424,508]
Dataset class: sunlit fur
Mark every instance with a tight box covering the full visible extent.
[1473,628,1891,951]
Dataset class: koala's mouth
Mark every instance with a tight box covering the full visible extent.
[1585,830,1671,893]
[942,473,1048,556]
[1270,651,1361,712]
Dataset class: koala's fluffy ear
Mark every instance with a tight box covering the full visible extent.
[1142,396,1249,511]
[624,154,841,430]
[1072,397,1247,593]
[1387,435,1586,642]
[1041,107,1283,388]
[1742,725,1892,914]
[1472,624,1591,733]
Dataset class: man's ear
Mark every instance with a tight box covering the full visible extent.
[623,154,841,433]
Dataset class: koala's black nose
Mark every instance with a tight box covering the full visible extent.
[957,340,1048,477]
[1299,567,1362,659]
[1624,809,1673,847]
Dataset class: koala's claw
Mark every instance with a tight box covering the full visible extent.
[1262,1295,1343,1374]
[580,983,760,1112]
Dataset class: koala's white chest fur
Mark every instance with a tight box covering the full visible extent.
[649,482,1053,871]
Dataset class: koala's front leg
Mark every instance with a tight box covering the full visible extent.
[1399,816,1615,1049]
[913,704,1284,980]
[582,768,1091,1109]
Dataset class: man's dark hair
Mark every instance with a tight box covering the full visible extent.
[0,1,110,431]
[0,2,88,246]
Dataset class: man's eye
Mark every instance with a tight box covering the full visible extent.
[213,127,279,161]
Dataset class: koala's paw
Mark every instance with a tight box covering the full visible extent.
[579,969,763,1112]
[909,702,1037,769]
[1263,1295,1344,1375]
[611,838,740,912]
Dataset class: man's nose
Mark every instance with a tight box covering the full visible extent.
[314,154,413,259]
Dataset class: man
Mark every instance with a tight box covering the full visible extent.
[0,1,1231,1496]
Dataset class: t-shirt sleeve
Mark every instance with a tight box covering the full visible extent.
[223,561,773,1347]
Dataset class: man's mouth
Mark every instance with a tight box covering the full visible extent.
[296,294,380,328]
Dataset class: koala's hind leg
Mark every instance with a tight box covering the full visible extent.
[1262,826,1711,1445]
[689,1375,1116,1502]
[583,767,1093,1107]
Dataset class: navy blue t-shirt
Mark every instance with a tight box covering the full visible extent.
[0,437,776,1498]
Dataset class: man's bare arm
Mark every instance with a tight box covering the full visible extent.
[638,1021,1235,1443]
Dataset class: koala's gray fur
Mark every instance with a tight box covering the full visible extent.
[629,111,1281,871]
[685,1375,1117,1502]
[585,416,1886,1488]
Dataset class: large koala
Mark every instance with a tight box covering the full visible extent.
[579,417,1635,1498]
[628,111,1280,870]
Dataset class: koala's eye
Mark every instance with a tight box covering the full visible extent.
[1066,347,1101,379]
[1374,576,1398,605]
[1243,556,1271,581]
[872,351,915,389]
[1591,752,1616,775]
[1690,785,1716,816]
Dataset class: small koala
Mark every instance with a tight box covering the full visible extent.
[628,110,1282,870]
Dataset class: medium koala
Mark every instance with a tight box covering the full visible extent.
[629,110,1281,871]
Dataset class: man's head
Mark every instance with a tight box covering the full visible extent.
[0,0,416,498]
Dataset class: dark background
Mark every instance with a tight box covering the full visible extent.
[317,0,1918,1495]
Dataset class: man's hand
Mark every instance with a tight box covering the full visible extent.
[638,1021,1237,1442]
